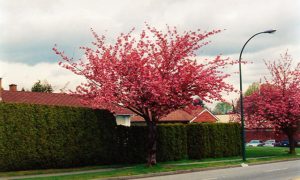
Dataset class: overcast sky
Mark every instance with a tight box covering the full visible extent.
[0,0,299,107]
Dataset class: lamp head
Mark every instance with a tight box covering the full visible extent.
[263,29,276,34]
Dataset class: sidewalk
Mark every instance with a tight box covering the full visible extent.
[1,156,299,180]
[0,167,128,180]
[173,156,276,165]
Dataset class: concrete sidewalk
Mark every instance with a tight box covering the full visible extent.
[1,157,298,180]
[173,156,276,165]
[0,167,129,180]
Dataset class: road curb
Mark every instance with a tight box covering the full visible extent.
[2,158,299,180]
[101,165,241,180]
[102,158,300,180]
[245,157,300,166]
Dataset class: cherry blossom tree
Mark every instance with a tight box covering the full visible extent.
[234,82,260,114]
[53,25,235,165]
[244,51,300,154]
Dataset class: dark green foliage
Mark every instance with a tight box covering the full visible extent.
[187,123,209,159]
[114,124,188,164]
[114,126,148,164]
[0,102,241,171]
[113,123,239,163]
[187,123,242,159]
[31,80,53,93]
[0,103,116,171]
[157,124,187,161]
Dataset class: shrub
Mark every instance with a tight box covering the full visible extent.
[0,102,241,171]
[187,123,242,159]
[157,124,187,161]
[114,126,147,164]
[0,103,116,171]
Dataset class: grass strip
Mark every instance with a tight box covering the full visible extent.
[18,155,300,180]
[1,147,298,179]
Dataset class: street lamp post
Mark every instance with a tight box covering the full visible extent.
[239,29,276,162]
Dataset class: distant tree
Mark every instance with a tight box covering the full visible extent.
[244,51,300,154]
[235,82,260,113]
[31,80,53,93]
[244,82,259,96]
[213,102,233,115]
[54,24,235,166]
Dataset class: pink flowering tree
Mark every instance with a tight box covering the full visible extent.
[244,51,300,154]
[53,25,235,165]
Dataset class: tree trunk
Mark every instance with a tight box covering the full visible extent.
[147,121,157,166]
[287,133,296,155]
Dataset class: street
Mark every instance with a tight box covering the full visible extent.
[134,160,300,180]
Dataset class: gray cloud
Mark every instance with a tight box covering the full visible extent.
[0,0,299,107]
[1,0,299,63]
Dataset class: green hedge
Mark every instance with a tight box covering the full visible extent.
[114,126,147,163]
[157,124,187,161]
[0,103,116,171]
[114,124,187,163]
[0,102,241,171]
[187,123,241,159]
[113,123,240,163]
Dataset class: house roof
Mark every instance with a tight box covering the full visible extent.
[131,106,218,123]
[115,108,135,115]
[1,90,87,107]
[131,109,193,122]
[1,90,133,115]
[0,85,213,119]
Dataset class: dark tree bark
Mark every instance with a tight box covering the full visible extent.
[147,121,157,166]
[282,126,296,155]
[287,131,296,155]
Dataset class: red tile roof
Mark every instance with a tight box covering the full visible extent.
[2,90,87,107]
[131,106,218,123]
[0,90,215,120]
[192,111,217,123]
[131,109,193,122]
[114,108,135,115]
[1,90,133,115]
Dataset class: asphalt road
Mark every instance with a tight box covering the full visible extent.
[134,160,300,180]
